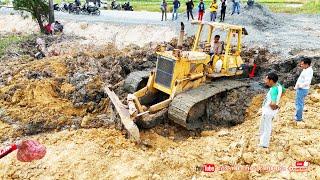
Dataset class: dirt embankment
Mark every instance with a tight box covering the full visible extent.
[0,35,160,140]
[0,85,319,179]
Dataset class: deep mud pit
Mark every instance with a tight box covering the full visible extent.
[1,3,320,179]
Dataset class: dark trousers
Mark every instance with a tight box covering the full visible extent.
[162,10,167,21]
[220,9,226,21]
[187,9,194,20]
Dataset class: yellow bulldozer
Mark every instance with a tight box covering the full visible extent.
[105,21,249,142]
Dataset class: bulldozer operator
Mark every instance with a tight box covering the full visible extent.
[209,35,224,73]
[209,35,224,56]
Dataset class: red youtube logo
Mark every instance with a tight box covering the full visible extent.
[296,161,309,167]
[203,164,215,172]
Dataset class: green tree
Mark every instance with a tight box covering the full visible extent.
[13,0,50,33]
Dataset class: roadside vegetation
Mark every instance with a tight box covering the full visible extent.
[0,35,28,57]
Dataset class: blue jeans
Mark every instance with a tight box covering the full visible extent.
[232,2,240,14]
[295,88,309,121]
[210,12,217,21]
[172,8,178,20]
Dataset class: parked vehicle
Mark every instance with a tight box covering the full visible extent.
[111,0,121,10]
[61,3,69,12]
[68,3,81,14]
[122,1,133,11]
[53,3,60,11]
[81,3,101,16]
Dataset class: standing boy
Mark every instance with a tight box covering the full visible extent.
[198,0,205,21]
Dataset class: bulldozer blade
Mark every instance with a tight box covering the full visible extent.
[104,86,141,143]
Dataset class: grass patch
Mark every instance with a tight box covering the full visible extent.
[0,0,11,5]
[264,0,320,14]
[0,35,28,57]
[299,0,320,14]
[257,0,306,3]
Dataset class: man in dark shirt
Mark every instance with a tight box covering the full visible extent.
[186,0,194,21]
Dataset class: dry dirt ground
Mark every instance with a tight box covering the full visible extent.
[0,4,320,180]
[0,86,320,179]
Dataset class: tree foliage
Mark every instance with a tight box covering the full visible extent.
[13,0,50,33]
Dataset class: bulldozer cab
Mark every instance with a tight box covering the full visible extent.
[191,21,248,77]
[152,21,248,97]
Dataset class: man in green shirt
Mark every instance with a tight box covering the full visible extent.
[260,72,286,148]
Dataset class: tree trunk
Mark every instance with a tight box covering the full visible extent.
[49,0,55,23]
[35,13,45,33]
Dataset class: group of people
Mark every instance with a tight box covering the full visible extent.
[160,0,245,22]
[259,58,314,149]
[44,21,63,35]
[206,33,314,150]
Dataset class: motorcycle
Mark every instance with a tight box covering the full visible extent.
[61,3,69,12]
[101,1,109,10]
[53,3,60,11]
[68,3,81,14]
[122,2,133,11]
[80,3,101,16]
[111,0,121,10]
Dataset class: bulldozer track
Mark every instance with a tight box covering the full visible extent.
[168,80,249,130]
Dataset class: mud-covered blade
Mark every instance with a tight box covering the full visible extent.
[104,86,140,143]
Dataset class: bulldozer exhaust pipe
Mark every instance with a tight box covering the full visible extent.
[177,22,185,49]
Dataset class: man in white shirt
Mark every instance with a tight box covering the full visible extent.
[294,58,313,122]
